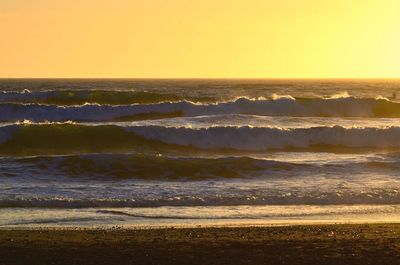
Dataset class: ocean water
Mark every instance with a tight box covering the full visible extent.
[1,79,400,227]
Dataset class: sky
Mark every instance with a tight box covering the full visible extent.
[0,0,399,78]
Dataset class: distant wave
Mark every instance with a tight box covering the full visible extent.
[0,89,214,105]
[2,124,400,155]
[1,96,400,122]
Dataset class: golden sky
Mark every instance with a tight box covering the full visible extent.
[1,0,399,78]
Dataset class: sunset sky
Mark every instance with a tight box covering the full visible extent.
[1,0,399,78]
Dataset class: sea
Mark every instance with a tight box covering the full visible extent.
[1,79,400,227]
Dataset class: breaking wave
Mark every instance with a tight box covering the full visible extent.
[1,96,400,122]
[2,123,400,155]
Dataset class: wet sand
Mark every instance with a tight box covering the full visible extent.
[1,223,400,265]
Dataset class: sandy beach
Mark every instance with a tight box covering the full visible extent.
[1,223,400,265]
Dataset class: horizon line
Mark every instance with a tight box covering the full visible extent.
[1,77,400,80]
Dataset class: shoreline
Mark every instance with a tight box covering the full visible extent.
[2,204,400,229]
[2,219,400,230]
[1,223,400,265]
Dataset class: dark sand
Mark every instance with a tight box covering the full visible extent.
[1,224,400,265]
